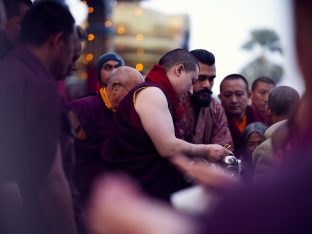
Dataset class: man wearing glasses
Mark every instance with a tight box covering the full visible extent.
[68,66,144,204]
[179,49,233,150]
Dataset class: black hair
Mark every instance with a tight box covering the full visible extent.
[251,76,276,91]
[268,86,300,116]
[220,73,249,92]
[158,48,199,72]
[3,0,33,19]
[20,1,75,46]
[190,49,215,66]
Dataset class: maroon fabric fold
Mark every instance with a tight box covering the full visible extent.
[145,64,184,121]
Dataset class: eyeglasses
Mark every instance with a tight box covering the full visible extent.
[102,63,120,71]
[118,83,130,92]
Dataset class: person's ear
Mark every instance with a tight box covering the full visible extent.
[49,32,65,51]
[175,64,184,76]
[111,81,120,93]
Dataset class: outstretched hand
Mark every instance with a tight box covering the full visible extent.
[86,174,197,234]
[206,144,232,161]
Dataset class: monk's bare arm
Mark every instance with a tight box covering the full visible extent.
[134,87,228,161]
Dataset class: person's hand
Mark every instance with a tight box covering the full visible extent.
[86,174,197,234]
[86,174,146,234]
[206,144,231,161]
[172,155,239,192]
[189,161,239,192]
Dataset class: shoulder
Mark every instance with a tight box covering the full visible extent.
[135,86,166,103]
[134,86,168,115]
[253,139,272,163]
[265,120,288,138]
[209,98,225,115]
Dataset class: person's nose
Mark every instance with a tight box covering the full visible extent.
[201,79,210,89]
[264,93,269,103]
[230,95,238,103]
[189,85,194,94]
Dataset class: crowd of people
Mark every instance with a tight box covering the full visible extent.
[0,0,311,234]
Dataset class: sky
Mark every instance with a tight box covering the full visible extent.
[67,0,305,95]
[141,0,304,95]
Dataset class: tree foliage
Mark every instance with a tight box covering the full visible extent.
[241,29,284,84]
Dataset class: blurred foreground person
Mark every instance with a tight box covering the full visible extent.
[86,1,312,234]
[0,0,33,59]
[0,2,77,234]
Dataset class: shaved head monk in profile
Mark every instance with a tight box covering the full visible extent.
[69,66,144,204]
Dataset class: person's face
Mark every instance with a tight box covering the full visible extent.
[100,60,121,86]
[66,35,82,76]
[107,78,137,109]
[251,81,275,113]
[178,66,199,98]
[219,79,249,118]
[246,132,265,157]
[52,30,75,80]
[192,62,216,106]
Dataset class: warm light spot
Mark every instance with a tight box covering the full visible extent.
[117,25,126,34]
[136,63,144,72]
[81,72,88,80]
[88,34,95,41]
[86,53,94,62]
[81,0,87,5]
[136,33,144,41]
[88,7,94,14]
[105,20,113,27]
[134,8,143,16]
[136,48,144,56]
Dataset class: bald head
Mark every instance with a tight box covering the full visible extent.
[107,66,144,108]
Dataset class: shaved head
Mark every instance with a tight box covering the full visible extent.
[107,66,144,108]
[108,66,144,88]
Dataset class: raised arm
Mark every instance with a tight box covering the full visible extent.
[134,87,229,161]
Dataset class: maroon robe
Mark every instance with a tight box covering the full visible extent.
[179,94,233,147]
[102,65,190,201]
[227,105,265,157]
[69,94,114,204]
[250,105,272,126]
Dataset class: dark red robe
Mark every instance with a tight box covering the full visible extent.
[102,65,190,201]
